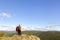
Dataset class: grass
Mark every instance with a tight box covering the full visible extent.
[0,33,40,40]
[0,31,60,40]
[22,31,60,40]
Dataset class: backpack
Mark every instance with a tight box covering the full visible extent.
[16,26,21,31]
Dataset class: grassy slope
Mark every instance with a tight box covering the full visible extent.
[0,31,60,40]
[0,34,40,40]
[22,31,60,40]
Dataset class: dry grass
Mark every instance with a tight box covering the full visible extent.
[0,34,40,40]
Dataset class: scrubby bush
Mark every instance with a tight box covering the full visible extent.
[0,31,6,37]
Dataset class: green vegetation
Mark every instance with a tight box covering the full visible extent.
[0,31,60,40]
[22,31,60,40]
[0,31,6,37]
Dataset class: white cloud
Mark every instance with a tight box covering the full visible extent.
[0,25,15,31]
[0,24,16,31]
[0,12,11,18]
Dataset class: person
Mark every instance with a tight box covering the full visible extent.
[16,25,21,35]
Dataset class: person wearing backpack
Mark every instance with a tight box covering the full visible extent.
[16,25,21,35]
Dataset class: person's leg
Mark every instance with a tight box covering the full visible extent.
[20,30,21,35]
[18,30,21,35]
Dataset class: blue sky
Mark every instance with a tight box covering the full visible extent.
[0,0,60,31]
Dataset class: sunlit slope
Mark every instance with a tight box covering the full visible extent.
[0,34,40,40]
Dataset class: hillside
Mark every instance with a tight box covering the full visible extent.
[22,31,60,40]
[0,34,40,40]
[0,31,60,40]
